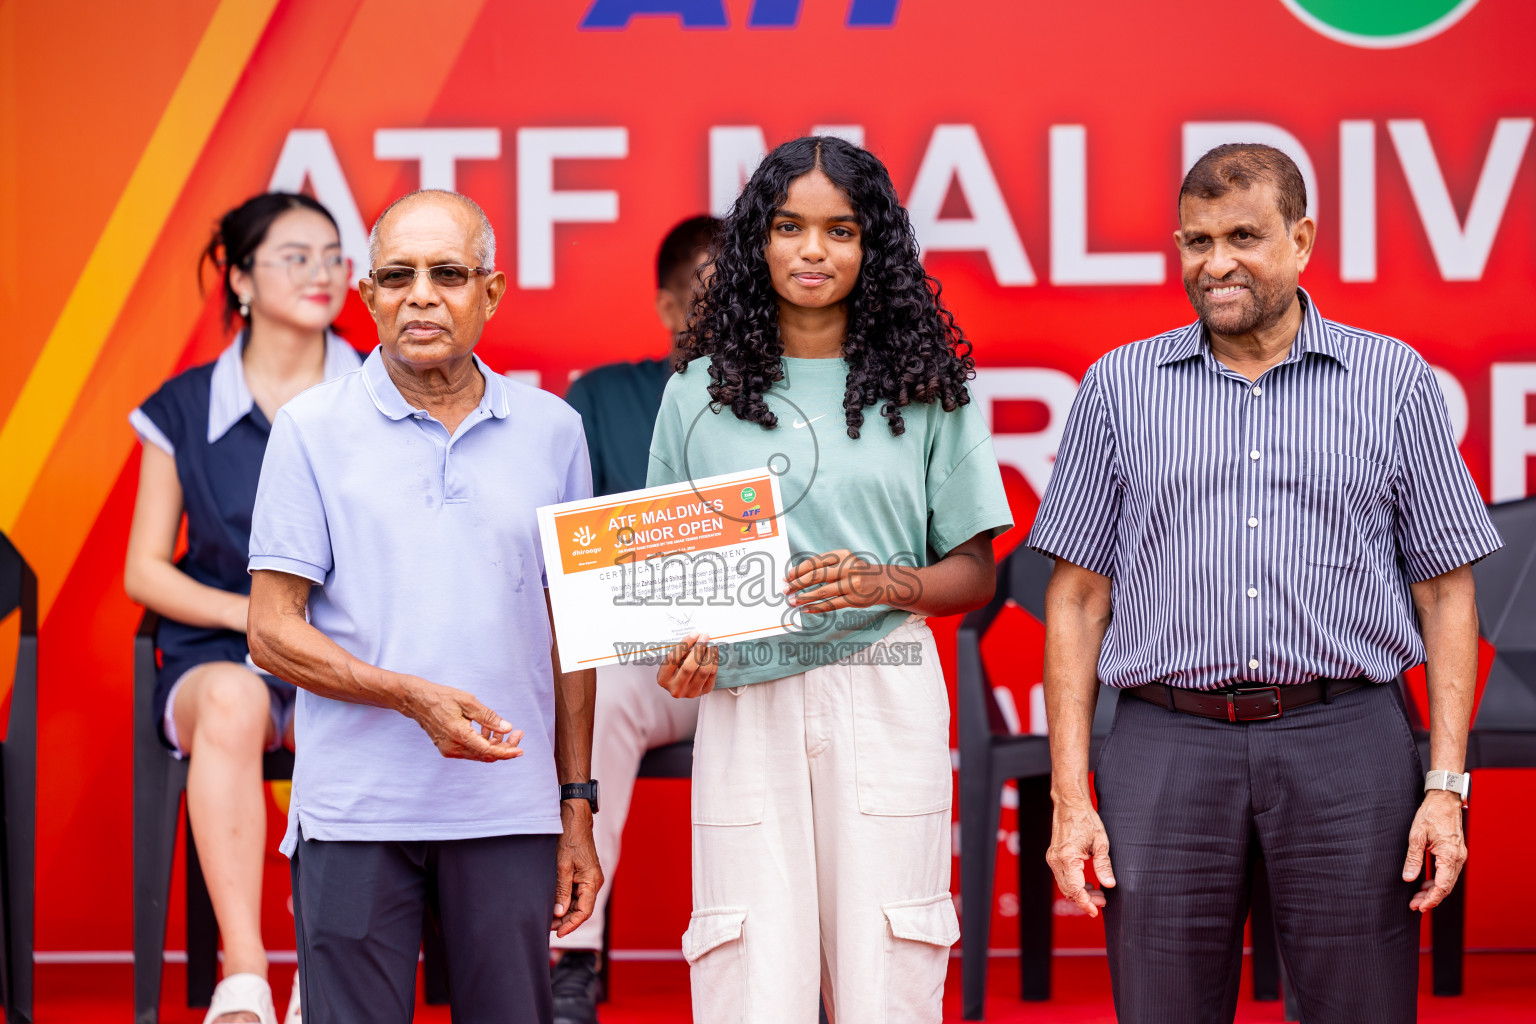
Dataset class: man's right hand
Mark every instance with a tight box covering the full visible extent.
[399,677,524,762]
[1046,797,1116,918]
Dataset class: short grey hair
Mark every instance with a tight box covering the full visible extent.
[367,189,496,271]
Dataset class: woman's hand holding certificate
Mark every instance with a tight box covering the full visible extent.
[537,469,795,674]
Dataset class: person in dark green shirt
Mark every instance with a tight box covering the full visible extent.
[652,137,1011,1024]
[548,215,721,1024]
[562,215,721,497]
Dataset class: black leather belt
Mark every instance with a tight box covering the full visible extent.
[1125,676,1369,722]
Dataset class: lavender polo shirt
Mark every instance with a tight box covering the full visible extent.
[249,346,591,855]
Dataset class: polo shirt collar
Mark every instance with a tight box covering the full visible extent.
[360,345,511,422]
[1154,287,1347,370]
[208,330,360,443]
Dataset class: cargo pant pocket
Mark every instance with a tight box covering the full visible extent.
[692,688,766,826]
[683,907,749,1023]
[881,894,961,1023]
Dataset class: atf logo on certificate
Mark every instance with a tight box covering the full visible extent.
[538,469,795,672]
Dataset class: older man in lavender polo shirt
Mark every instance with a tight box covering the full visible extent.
[247,190,601,1024]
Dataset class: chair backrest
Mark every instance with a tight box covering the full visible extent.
[958,546,1121,745]
[1473,497,1536,649]
[957,550,1020,747]
[0,531,37,637]
[637,739,693,779]
[0,531,38,746]
[1471,497,1536,731]
[957,546,1061,744]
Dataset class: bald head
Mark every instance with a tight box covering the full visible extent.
[368,189,496,271]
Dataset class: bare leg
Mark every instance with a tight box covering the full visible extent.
[175,662,277,1024]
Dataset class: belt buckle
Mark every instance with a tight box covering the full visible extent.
[1227,685,1282,722]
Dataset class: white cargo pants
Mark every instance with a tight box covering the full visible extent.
[683,616,960,1024]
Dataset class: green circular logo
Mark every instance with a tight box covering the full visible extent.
[1280,0,1480,48]
[740,486,756,502]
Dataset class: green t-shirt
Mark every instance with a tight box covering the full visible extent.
[646,355,1014,687]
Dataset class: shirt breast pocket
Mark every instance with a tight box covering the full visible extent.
[1302,451,1391,571]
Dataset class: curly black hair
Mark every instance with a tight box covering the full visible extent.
[679,135,974,438]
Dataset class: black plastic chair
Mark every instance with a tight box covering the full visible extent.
[1417,496,1536,997]
[132,611,448,1022]
[956,548,1064,1019]
[0,533,36,1024]
[957,547,1296,1021]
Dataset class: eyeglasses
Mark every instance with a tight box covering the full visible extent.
[253,252,349,285]
[369,265,491,289]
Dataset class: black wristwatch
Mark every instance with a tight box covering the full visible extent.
[561,780,600,813]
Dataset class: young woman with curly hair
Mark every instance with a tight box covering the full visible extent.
[647,136,1013,1024]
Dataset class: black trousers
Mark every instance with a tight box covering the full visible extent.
[291,828,559,1024]
[1094,681,1423,1024]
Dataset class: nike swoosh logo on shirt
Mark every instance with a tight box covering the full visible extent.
[792,415,826,429]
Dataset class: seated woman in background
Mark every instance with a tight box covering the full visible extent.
[124,193,359,1024]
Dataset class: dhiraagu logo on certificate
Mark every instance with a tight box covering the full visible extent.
[1279,0,1481,47]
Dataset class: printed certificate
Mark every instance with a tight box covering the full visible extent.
[538,469,795,672]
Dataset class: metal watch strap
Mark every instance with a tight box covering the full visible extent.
[1424,769,1470,806]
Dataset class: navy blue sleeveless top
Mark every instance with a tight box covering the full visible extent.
[131,335,361,741]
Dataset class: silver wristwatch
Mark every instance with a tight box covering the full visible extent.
[1424,770,1470,807]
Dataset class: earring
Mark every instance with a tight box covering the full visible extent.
[239,295,251,318]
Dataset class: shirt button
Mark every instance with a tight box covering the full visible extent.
[1248,658,1260,670]
[1252,386,1263,397]
[1249,450,1261,461]
[1247,587,1258,598]
[1247,517,1259,528]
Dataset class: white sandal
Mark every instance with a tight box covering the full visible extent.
[283,975,301,1024]
[203,972,278,1024]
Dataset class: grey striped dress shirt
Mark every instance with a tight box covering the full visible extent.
[1027,289,1503,691]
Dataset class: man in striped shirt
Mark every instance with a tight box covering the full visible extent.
[1029,144,1502,1024]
